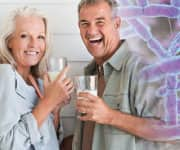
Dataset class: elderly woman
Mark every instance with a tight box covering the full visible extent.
[0,7,73,150]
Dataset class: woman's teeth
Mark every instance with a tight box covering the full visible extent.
[24,51,39,55]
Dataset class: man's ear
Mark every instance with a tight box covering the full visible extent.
[114,16,121,29]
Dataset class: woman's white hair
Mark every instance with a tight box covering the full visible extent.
[0,6,51,77]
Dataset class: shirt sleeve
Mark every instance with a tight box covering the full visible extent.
[0,65,43,149]
[135,76,166,120]
[133,62,166,121]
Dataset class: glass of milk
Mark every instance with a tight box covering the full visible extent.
[74,75,97,96]
[74,75,97,115]
[47,56,67,81]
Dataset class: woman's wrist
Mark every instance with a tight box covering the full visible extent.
[32,98,55,127]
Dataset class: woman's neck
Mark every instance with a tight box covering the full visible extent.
[16,66,31,83]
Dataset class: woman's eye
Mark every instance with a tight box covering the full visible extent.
[38,35,45,40]
[20,34,27,38]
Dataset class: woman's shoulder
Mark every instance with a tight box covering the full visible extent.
[0,64,15,80]
[0,64,14,72]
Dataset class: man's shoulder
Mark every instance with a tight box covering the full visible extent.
[120,41,157,67]
[128,50,155,68]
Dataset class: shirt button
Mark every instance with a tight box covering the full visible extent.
[40,136,44,140]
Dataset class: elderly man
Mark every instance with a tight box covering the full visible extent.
[73,0,180,150]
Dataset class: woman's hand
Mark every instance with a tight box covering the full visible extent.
[43,66,74,108]
[32,66,74,127]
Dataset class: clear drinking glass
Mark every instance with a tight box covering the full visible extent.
[47,56,68,80]
[74,75,98,96]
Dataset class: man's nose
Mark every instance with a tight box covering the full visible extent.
[87,24,98,36]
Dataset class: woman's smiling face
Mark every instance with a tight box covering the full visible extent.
[8,15,46,71]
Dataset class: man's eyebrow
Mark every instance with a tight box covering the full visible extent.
[96,17,105,20]
[80,17,105,22]
[79,19,88,23]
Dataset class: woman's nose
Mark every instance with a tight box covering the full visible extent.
[29,37,37,48]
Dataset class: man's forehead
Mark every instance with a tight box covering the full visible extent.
[79,1,112,13]
[79,4,112,20]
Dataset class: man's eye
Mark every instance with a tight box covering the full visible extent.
[80,22,89,27]
[97,21,104,26]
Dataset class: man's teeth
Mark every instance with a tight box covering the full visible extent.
[89,37,102,43]
[90,37,101,41]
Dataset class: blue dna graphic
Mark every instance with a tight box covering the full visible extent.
[117,0,180,125]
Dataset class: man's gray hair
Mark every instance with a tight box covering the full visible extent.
[0,6,50,77]
[78,0,119,16]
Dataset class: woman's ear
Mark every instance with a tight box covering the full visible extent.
[7,38,12,49]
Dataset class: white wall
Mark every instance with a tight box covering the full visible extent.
[0,0,91,137]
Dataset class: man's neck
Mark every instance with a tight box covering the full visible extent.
[95,40,123,65]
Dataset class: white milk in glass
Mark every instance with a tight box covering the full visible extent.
[47,57,67,81]
[48,71,59,81]
[75,75,98,97]
[77,89,97,96]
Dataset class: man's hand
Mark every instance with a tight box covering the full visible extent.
[76,92,113,125]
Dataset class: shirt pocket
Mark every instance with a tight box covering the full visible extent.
[103,93,131,114]
[104,132,136,150]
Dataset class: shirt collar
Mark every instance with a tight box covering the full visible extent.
[15,70,41,100]
[105,41,130,71]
